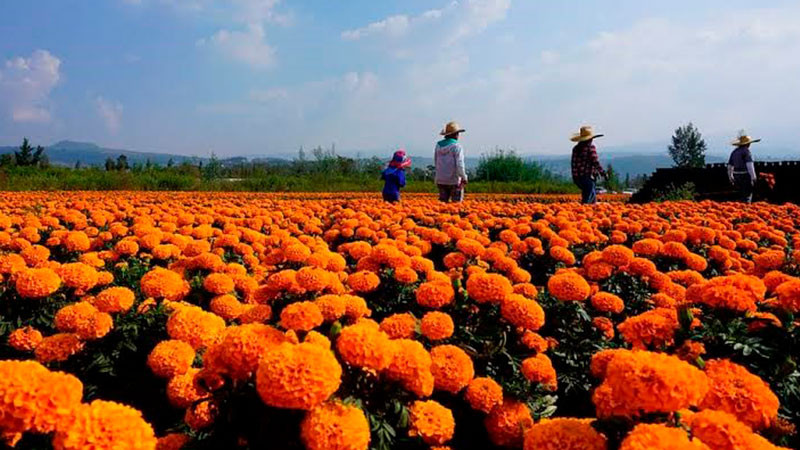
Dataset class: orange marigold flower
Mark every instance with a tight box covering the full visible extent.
[8,326,43,351]
[443,252,468,269]
[693,274,765,312]
[239,304,273,324]
[685,253,708,272]
[20,244,50,266]
[347,270,380,293]
[0,253,27,275]
[157,433,191,450]
[682,409,783,450]
[513,282,539,299]
[523,418,607,450]
[256,342,342,410]
[147,339,196,378]
[63,231,91,253]
[336,320,394,371]
[700,359,780,430]
[92,286,135,313]
[300,402,371,450]
[592,317,615,339]
[184,400,218,430]
[53,400,157,450]
[484,400,533,447]
[501,294,545,330]
[166,368,208,409]
[626,257,657,278]
[753,249,785,271]
[592,349,709,419]
[590,292,625,314]
[0,360,83,434]
[54,301,98,333]
[547,271,591,302]
[281,301,324,332]
[550,246,576,266]
[385,339,434,398]
[57,262,99,293]
[661,241,691,259]
[304,330,331,349]
[464,377,503,413]
[209,294,245,320]
[617,308,680,350]
[430,345,474,394]
[586,262,614,281]
[15,267,61,298]
[456,238,486,258]
[75,311,113,340]
[393,266,419,284]
[675,340,706,363]
[774,278,800,313]
[408,400,455,445]
[416,280,455,309]
[380,313,417,339]
[520,330,549,352]
[602,244,635,267]
[631,238,664,257]
[203,272,235,295]
[34,333,84,363]
[521,353,557,390]
[342,294,372,319]
[141,267,190,301]
[466,272,513,304]
[763,271,796,293]
[114,239,140,257]
[619,424,709,450]
[204,324,288,381]
[166,306,226,349]
[314,294,347,321]
[296,266,331,292]
[420,312,455,341]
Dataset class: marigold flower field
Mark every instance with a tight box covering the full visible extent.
[1,192,799,450]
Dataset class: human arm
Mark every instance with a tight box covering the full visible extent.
[590,145,606,178]
[456,145,467,184]
[746,162,756,184]
[727,164,735,184]
[398,170,406,188]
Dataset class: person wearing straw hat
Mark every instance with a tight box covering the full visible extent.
[727,133,760,203]
[434,121,468,202]
[570,125,607,204]
[381,149,411,203]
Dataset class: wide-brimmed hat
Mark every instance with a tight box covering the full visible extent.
[440,121,465,136]
[570,126,604,142]
[389,149,411,169]
[731,135,761,146]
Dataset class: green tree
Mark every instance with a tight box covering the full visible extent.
[1,153,16,167]
[203,153,223,180]
[603,164,622,192]
[74,160,82,169]
[116,154,129,171]
[624,173,631,188]
[167,158,175,168]
[668,122,707,168]
[105,157,116,171]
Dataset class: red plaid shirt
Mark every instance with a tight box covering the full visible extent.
[571,143,605,179]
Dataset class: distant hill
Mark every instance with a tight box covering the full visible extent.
[537,153,726,178]
[0,140,204,168]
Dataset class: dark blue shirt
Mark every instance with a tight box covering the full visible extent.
[728,146,753,171]
[381,167,406,201]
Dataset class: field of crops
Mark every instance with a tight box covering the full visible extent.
[1,192,798,450]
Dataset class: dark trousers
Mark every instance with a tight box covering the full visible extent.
[437,184,463,202]
[733,173,753,203]
[574,176,597,204]
[382,192,400,203]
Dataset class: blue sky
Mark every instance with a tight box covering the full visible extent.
[1,0,799,157]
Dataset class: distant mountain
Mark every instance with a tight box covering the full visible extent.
[0,140,204,168]
[537,153,726,178]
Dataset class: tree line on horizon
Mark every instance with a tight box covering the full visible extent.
[0,123,708,192]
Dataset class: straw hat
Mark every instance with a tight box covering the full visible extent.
[440,121,466,136]
[731,135,761,146]
[570,126,604,142]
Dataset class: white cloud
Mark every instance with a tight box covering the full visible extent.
[95,96,123,134]
[341,0,511,45]
[198,23,276,68]
[0,50,61,123]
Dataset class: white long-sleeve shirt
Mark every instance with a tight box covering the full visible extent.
[434,138,467,185]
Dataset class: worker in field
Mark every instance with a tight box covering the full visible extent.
[570,125,607,204]
[727,134,760,203]
[434,121,468,202]
[381,149,411,203]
